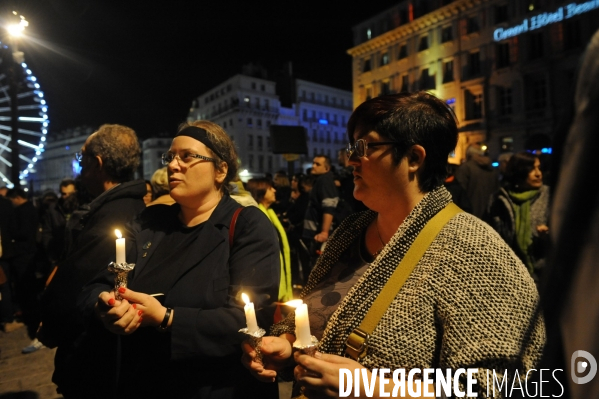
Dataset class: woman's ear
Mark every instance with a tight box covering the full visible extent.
[215,162,228,184]
[407,145,426,172]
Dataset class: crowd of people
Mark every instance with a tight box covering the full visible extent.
[0,45,595,395]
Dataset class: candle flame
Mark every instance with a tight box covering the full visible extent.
[115,229,122,239]
[284,299,303,308]
[241,293,250,305]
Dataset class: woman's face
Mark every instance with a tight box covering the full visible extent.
[167,136,226,205]
[347,130,407,210]
[143,183,153,205]
[523,158,543,190]
[262,185,276,207]
[291,177,299,191]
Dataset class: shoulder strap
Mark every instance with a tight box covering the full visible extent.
[345,202,462,360]
[229,207,244,250]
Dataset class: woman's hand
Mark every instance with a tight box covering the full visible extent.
[95,291,142,335]
[294,352,431,398]
[241,335,294,383]
[294,351,363,398]
[118,287,170,328]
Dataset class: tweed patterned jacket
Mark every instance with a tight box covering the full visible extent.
[272,186,545,398]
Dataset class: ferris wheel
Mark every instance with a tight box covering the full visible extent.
[0,40,48,188]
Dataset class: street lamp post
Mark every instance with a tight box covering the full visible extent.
[6,12,28,188]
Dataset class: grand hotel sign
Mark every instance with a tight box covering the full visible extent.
[493,0,599,41]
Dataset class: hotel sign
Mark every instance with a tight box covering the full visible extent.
[493,0,599,41]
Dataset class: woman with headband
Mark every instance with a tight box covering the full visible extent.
[77,121,280,399]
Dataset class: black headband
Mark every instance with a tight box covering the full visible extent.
[175,126,225,161]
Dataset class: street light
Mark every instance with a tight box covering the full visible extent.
[5,11,28,188]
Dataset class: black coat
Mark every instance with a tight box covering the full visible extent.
[0,196,17,260]
[76,194,280,399]
[39,180,146,395]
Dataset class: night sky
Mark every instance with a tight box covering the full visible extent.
[4,0,396,139]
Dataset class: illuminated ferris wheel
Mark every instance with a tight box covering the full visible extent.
[0,40,48,188]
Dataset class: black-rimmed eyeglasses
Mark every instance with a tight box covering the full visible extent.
[161,152,218,166]
[346,139,398,158]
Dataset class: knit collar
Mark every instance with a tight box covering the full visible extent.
[302,186,453,357]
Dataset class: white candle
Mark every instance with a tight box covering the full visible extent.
[241,293,259,333]
[294,302,312,347]
[115,229,126,264]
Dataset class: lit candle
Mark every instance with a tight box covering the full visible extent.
[242,293,259,333]
[115,229,126,264]
[287,300,312,347]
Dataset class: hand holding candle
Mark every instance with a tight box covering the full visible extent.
[285,299,317,350]
[108,229,134,300]
[239,293,266,364]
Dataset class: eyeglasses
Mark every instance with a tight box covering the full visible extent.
[161,152,218,166]
[346,139,398,159]
[74,151,84,163]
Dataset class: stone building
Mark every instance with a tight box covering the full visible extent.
[348,0,599,161]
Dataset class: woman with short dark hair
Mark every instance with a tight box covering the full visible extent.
[242,92,544,397]
[486,151,550,279]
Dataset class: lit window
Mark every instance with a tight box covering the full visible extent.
[380,52,390,66]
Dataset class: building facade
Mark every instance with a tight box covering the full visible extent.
[142,136,172,181]
[187,70,352,176]
[348,0,599,161]
[294,79,353,166]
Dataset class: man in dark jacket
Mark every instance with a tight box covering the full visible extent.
[455,144,499,219]
[302,155,339,277]
[40,124,146,398]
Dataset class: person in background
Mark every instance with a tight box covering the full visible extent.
[39,124,146,398]
[242,92,544,397]
[79,121,280,398]
[5,188,39,333]
[0,192,19,332]
[42,179,78,268]
[143,180,153,205]
[228,173,258,207]
[0,186,7,197]
[302,155,339,275]
[148,167,175,206]
[271,171,291,217]
[247,177,292,302]
[455,144,499,219]
[443,163,473,214]
[485,151,550,281]
[285,174,312,287]
[497,152,513,186]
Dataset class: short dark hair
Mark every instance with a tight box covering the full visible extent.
[59,178,76,190]
[178,120,239,193]
[504,152,538,189]
[86,124,140,183]
[347,92,458,192]
[6,188,27,199]
[246,178,272,204]
[314,154,331,170]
